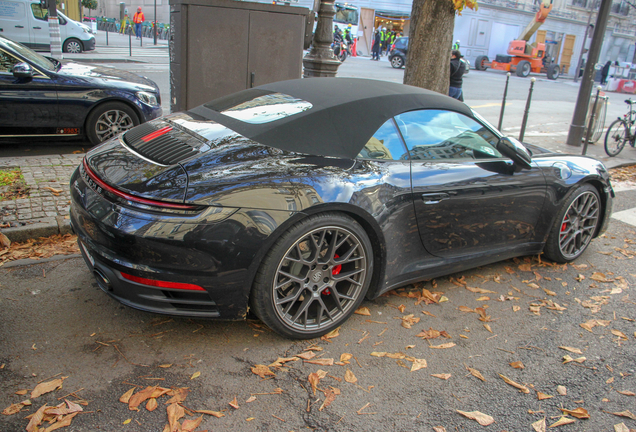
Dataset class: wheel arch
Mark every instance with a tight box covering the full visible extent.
[62,37,82,52]
[584,178,611,238]
[243,203,388,308]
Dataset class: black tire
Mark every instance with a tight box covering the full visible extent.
[250,213,373,339]
[338,50,347,62]
[85,102,139,145]
[63,38,83,54]
[390,55,404,69]
[543,184,601,263]
[516,60,531,77]
[604,119,628,157]
[547,64,560,80]
[475,55,489,71]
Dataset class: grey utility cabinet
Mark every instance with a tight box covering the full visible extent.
[169,0,312,112]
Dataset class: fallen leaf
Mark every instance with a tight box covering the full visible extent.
[158,364,172,368]
[557,385,567,395]
[14,389,28,396]
[229,396,239,409]
[251,364,275,379]
[609,410,636,420]
[513,305,521,312]
[611,329,628,339]
[339,353,353,364]
[165,388,189,404]
[466,286,496,294]
[429,342,455,349]
[559,346,583,354]
[370,352,387,357]
[0,232,11,249]
[537,392,553,400]
[2,403,25,416]
[591,272,610,282]
[167,402,185,430]
[519,263,532,272]
[190,371,201,380]
[319,387,340,411]
[146,398,157,412]
[456,410,494,426]
[345,369,358,383]
[416,328,450,339]
[182,415,203,432]
[560,407,590,419]
[548,416,576,428]
[500,374,530,393]
[355,306,371,316]
[458,306,474,313]
[431,373,451,380]
[269,356,299,367]
[563,355,586,364]
[617,390,635,396]
[297,351,316,360]
[543,288,557,296]
[400,314,421,329]
[304,358,334,366]
[467,367,486,382]
[128,386,157,410]
[195,409,225,417]
[31,378,64,399]
[607,377,615,384]
[433,427,447,432]
[410,358,427,372]
[123,418,132,425]
[308,373,320,395]
[614,423,630,432]
[532,417,546,432]
[322,328,340,340]
[484,324,493,333]
[510,361,525,369]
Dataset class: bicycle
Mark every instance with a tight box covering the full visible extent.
[604,98,636,157]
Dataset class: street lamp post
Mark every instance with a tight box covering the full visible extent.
[153,0,157,45]
[302,0,341,78]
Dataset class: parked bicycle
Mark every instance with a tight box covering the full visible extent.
[604,99,636,157]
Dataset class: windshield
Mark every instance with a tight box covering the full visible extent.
[0,37,56,72]
[334,4,358,25]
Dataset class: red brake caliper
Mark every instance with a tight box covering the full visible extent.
[561,222,567,232]
[322,254,341,295]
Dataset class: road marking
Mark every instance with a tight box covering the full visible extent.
[612,207,636,227]
[470,102,511,108]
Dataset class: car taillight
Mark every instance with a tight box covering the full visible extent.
[82,158,199,211]
[121,272,206,291]
[391,44,395,51]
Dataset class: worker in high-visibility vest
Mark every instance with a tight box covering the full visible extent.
[133,7,145,39]
[380,28,387,56]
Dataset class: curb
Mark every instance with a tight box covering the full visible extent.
[2,216,72,243]
[1,254,82,268]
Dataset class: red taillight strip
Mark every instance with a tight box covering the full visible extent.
[121,271,206,291]
[82,158,197,210]
[141,126,173,142]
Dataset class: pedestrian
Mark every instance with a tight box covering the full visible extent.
[601,61,611,85]
[453,40,460,50]
[133,7,144,40]
[371,29,380,61]
[449,49,465,101]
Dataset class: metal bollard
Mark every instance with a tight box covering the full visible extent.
[106,28,108,46]
[498,72,511,131]
[140,30,143,47]
[129,31,132,56]
[518,77,536,142]
[582,86,603,156]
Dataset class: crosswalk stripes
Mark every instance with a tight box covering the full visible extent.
[91,46,169,57]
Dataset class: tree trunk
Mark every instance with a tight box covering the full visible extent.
[403,0,455,95]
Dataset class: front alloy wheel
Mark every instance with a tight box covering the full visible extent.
[251,213,372,339]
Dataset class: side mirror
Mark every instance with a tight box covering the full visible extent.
[498,136,532,169]
[12,62,34,79]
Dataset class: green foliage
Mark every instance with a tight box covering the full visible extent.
[82,0,98,10]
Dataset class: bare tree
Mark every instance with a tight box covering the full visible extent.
[404,0,476,94]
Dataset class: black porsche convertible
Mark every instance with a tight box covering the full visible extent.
[70,78,613,339]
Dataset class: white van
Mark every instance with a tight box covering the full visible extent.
[0,0,95,53]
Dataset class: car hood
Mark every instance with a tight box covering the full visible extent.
[56,61,159,91]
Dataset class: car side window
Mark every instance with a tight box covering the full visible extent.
[30,4,48,21]
[357,119,409,161]
[395,109,502,161]
[0,50,20,73]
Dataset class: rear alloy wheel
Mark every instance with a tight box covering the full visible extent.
[251,213,373,339]
[63,38,83,53]
[516,60,531,77]
[86,102,139,145]
[544,184,600,263]
[391,55,404,69]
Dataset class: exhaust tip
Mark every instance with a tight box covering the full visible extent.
[94,269,113,292]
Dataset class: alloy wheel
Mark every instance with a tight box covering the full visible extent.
[66,41,82,53]
[94,109,135,142]
[272,226,367,333]
[558,191,599,259]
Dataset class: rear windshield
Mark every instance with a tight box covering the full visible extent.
[205,90,312,124]
[395,38,408,49]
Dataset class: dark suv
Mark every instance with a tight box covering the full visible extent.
[389,37,470,74]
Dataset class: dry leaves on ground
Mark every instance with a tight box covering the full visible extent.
[456,410,494,426]
[0,234,79,265]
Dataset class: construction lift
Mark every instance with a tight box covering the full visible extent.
[474,0,561,80]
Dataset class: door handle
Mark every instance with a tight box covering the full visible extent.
[421,193,450,204]
[33,26,42,29]
[15,25,24,28]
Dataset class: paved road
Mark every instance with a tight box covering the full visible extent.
[1,179,635,431]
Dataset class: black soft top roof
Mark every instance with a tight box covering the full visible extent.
[189,78,473,159]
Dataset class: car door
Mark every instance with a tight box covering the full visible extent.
[395,109,547,259]
[0,47,58,133]
[27,2,50,50]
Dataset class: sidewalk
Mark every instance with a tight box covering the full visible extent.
[62,30,169,63]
